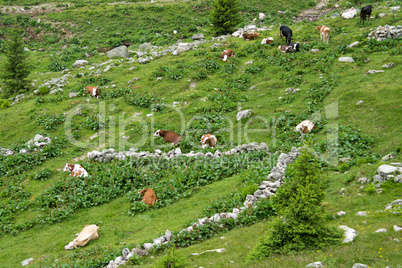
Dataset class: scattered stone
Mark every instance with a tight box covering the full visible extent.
[310,49,320,54]
[337,211,346,217]
[357,100,364,105]
[389,6,400,12]
[305,262,323,268]
[352,264,368,268]
[259,13,265,20]
[394,225,402,232]
[365,70,384,75]
[236,110,252,121]
[339,225,358,243]
[192,34,205,40]
[107,46,129,58]
[347,41,359,48]
[21,258,34,266]
[382,154,394,161]
[374,228,387,233]
[69,92,77,98]
[378,165,398,176]
[356,211,367,216]
[330,13,340,18]
[368,25,402,41]
[358,177,368,184]
[72,60,88,68]
[338,57,354,63]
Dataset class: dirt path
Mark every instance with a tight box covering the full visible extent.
[294,0,338,22]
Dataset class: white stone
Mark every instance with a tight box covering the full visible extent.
[347,41,359,48]
[374,228,387,233]
[72,60,88,68]
[259,13,265,20]
[352,264,368,268]
[21,258,34,266]
[339,225,358,243]
[394,225,402,232]
[236,110,252,121]
[337,211,346,217]
[356,211,367,216]
[305,262,323,268]
[143,243,153,251]
[378,164,397,176]
[389,6,400,12]
[338,57,354,62]
[342,8,357,19]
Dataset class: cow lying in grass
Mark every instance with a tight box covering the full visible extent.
[84,86,100,99]
[201,134,217,148]
[63,163,88,177]
[221,49,235,61]
[139,188,158,206]
[294,120,315,140]
[64,225,99,250]
[242,32,259,40]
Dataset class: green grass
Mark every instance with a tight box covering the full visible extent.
[0,0,401,267]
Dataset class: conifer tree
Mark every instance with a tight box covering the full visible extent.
[0,29,31,97]
[210,0,241,35]
[247,148,342,260]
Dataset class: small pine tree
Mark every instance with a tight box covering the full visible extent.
[0,29,31,97]
[247,148,342,261]
[210,0,241,36]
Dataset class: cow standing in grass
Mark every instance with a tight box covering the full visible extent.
[84,86,100,99]
[360,5,373,25]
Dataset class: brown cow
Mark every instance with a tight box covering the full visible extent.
[221,49,235,61]
[316,25,330,44]
[242,32,260,40]
[138,188,158,206]
[153,129,182,146]
[84,86,100,99]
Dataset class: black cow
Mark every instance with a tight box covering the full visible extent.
[288,42,300,52]
[360,5,373,24]
[280,25,292,44]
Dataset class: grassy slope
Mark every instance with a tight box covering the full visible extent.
[0,0,401,267]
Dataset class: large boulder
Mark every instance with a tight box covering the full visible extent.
[378,164,398,176]
[72,60,88,68]
[173,43,193,55]
[107,46,129,58]
[338,57,354,63]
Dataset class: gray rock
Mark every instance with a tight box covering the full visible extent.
[373,174,385,183]
[21,258,34,266]
[330,13,340,18]
[139,42,152,51]
[132,248,148,256]
[394,174,402,183]
[143,243,153,251]
[394,225,402,232]
[379,13,387,18]
[259,13,265,20]
[164,230,173,241]
[338,57,354,63]
[69,92,77,98]
[305,262,323,268]
[107,46,129,58]
[114,256,124,265]
[236,110,252,121]
[192,34,205,40]
[72,60,88,68]
[374,228,387,233]
[347,41,359,48]
[358,177,368,184]
[337,211,346,217]
[122,248,130,260]
[356,211,367,216]
[365,70,384,75]
[378,164,397,176]
[391,199,402,206]
[389,6,400,12]
[352,264,368,268]
[339,225,357,243]
[174,43,193,55]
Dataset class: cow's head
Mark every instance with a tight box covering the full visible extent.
[316,25,322,30]
[153,130,162,137]
[63,163,74,172]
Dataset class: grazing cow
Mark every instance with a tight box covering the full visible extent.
[288,42,300,52]
[221,49,235,61]
[65,225,99,250]
[63,163,89,177]
[316,25,331,44]
[280,25,292,44]
[261,37,274,45]
[153,129,182,146]
[138,188,158,206]
[294,120,315,140]
[84,86,100,99]
[242,32,260,40]
[360,5,373,24]
[201,134,217,149]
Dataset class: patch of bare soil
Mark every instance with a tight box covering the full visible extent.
[294,0,338,22]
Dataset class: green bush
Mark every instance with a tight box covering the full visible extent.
[155,245,187,268]
[38,86,50,95]
[247,148,343,261]
[0,99,11,109]
[364,184,376,195]
[240,183,259,200]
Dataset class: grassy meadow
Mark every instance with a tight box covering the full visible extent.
[0,0,401,267]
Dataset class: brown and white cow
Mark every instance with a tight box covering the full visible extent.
[201,134,217,149]
[261,37,274,45]
[153,129,182,146]
[294,120,315,140]
[221,49,235,61]
[138,188,158,206]
[316,25,330,44]
[242,32,260,40]
[84,86,100,99]
[63,163,89,177]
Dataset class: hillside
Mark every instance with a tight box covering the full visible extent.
[0,0,401,267]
